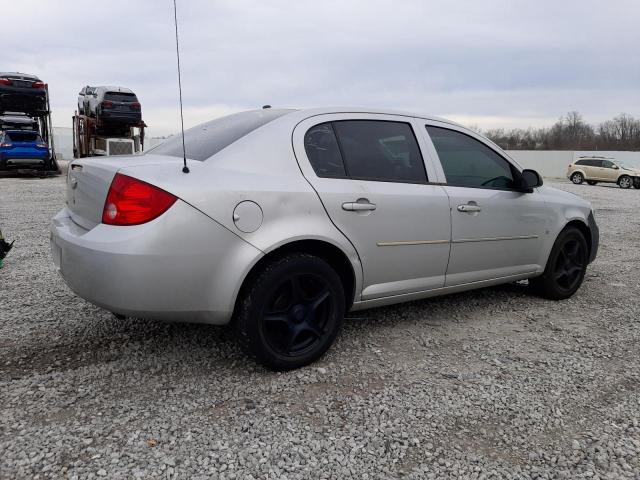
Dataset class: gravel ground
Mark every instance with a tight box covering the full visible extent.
[1,175,639,480]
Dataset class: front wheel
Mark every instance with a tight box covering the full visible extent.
[618,175,632,189]
[633,177,640,189]
[529,227,588,300]
[570,172,584,184]
[233,253,345,371]
[586,180,597,186]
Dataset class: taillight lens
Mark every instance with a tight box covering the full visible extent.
[130,102,141,110]
[36,142,48,148]
[102,100,113,109]
[32,81,45,89]
[102,173,177,226]
[0,78,12,85]
[0,142,12,147]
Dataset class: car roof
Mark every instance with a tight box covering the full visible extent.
[275,106,467,129]
[4,129,40,135]
[0,72,41,80]
[96,86,135,94]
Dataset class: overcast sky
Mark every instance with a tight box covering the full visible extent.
[4,0,639,137]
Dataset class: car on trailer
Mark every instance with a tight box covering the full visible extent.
[0,72,47,115]
[0,129,50,170]
[84,86,142,126]
[0,72,58,175]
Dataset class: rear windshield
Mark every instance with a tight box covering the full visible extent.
[104,92,138,102]
[149,109,293,161]
[5,131,40,142]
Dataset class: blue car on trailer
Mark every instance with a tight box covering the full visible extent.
[0,129,50,170]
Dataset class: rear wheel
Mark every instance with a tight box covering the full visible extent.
[233,253,345,371]
[618,175,632,189]
[570,172,584,184]
[586,180,597,186]
[634,177,640,189]
[529,227,588,300]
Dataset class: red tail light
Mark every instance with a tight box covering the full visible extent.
[0,78,11,85]
[102,173,177,226]
[130,102,141,110]
[32,81,45,89]
[0,142,12,147]
[102,101,113,109]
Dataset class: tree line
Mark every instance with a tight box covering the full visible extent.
[481,112,640,151]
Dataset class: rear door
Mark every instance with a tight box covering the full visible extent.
[293,114,451,300]
[423,123,548,286]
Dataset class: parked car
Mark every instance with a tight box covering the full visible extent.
[83,86,142,125]
[51,108,599,370]
[567,157,640,189]
[0,72,47,114]
[0,129,49,169]
[77,86,97,115]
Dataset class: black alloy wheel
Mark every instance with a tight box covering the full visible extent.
[234,253,345,370]
[529,227,588,300]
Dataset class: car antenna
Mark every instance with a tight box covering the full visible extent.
[172,0,189,174]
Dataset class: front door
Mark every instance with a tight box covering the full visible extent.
[293,114,451,300]
[425,124,548,286]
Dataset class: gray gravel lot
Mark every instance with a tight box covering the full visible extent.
[1,175,639,479]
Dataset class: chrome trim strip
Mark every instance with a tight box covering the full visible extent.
[452,235,539,243]
[377,239,450,247]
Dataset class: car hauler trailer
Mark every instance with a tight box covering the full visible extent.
[0,83,59,175]
[72,114,145,159]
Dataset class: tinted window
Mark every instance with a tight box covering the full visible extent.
[304,123,346,178]
[150,109,294,161]
[601,160,615,168]
[104,92,138,103]
[332,121,427,183]
[575,159,588,166]
[426,126,516,189]
[6,131,40,142]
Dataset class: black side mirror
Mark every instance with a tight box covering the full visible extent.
[520,169,543,192]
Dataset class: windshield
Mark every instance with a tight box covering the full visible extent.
[148,109,294,161]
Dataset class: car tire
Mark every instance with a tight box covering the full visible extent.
[233,253,345,371]
[618,175,632,189]
[570,172,584,184]
[586,180,597,186]
[529,226,588,300]
[633,177,640,189]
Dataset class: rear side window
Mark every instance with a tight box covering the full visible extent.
[426,126,517,189]
[333,121,427,183]
[150,109,293,161]
[104,92,138,103]
[576,159,600,167]
[5,131,40,142]
[304,123,347,178]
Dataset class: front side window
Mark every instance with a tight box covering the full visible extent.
[601,160,615,168]
[332,120,427,183]
[426,126,517,189]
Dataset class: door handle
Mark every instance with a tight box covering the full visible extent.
[457,204,482,213]
[342,201,376,212]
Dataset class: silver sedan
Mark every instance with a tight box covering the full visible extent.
[51,107,599,370]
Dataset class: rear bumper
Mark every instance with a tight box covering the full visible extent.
[99,110,142,124]
[588,211,599,263]
[50,202,263,324]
